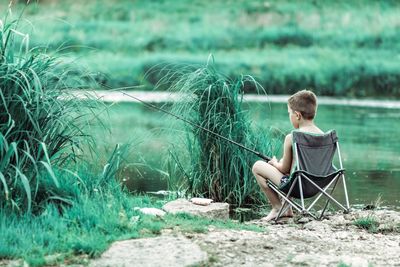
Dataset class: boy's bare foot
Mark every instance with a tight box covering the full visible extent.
[286,208,294,218]
[261,208,294,222]
[261,209,280,222]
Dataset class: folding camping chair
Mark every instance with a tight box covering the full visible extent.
[268,130,350,221]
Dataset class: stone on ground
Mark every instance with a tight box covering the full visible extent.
[134,207,166,217]
[89,235,207,267]
[163,198,229,219]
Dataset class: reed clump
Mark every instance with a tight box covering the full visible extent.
[165,60,274,206]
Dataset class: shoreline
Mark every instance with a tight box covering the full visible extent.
[89,208,400,267]
[70,90,400,109]
[1,208,399,266]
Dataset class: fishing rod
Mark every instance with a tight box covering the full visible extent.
[113,90,271,162]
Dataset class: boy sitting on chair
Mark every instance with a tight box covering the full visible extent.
[252,89,323,221]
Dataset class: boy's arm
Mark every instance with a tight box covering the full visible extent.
[269,134,293,174]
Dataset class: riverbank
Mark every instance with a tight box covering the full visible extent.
[83,209,400,267]
[72,90,400,109]
[4,208,397,267]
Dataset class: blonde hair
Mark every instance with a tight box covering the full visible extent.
[288,90,317,120]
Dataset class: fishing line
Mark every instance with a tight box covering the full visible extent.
[105,88,271,162]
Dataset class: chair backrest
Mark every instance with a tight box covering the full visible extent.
[280,130,341,198]
[292,130,338,176]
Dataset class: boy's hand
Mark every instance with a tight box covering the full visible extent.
[268,156,278,167]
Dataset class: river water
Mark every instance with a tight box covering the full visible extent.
[250,102,400,210]
[88,92,400,210]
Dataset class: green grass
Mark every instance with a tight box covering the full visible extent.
[353,214,399,234]
[3,0,400,96]
[163,61,278,206]
[353,215,380,233]
[0,188,263,265]
[337,262,352,267]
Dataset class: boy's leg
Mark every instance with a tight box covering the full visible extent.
[252,160,293,221]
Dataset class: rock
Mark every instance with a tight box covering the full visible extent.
[0,260,26,267]
[135,207,166,217]
[90,235,207,267]
[163,198,229,220]
[190,197,213,206]
[334,231,351,240]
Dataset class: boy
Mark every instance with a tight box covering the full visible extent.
[252,90,323,221]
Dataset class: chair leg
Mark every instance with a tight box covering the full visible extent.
[342,174,350,212]
[302,210,318,220]
[307,174,339,212]
[301,174,348,212]
[298,175,305,211]
[276,200,288,221]
[273,177,299,222]
[319,177,340,219]
[268,183,302,213]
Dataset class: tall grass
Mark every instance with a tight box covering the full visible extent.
[164,60,275,206]
[0,16,98,213]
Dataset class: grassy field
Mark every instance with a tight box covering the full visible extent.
[3,0,400,97]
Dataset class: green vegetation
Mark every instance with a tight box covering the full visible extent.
[0,16,99,213]
[3,0,400,96]
[353,215,380,233]
[165,62,277,206]
[353,213,400,234]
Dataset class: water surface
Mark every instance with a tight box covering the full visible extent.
[92,101,400,210]
[250,103,400,210]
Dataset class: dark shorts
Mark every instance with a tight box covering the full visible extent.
[280,175,290,187]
